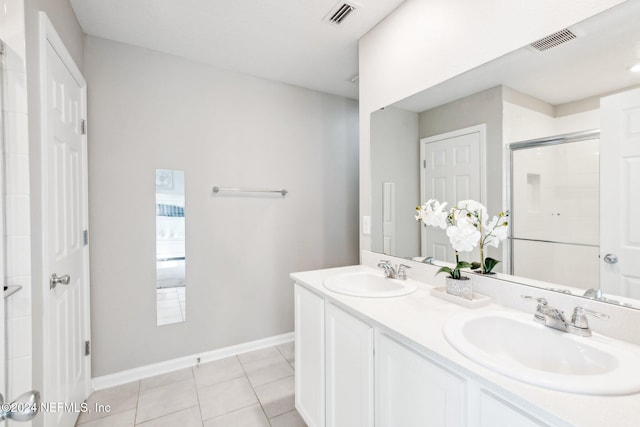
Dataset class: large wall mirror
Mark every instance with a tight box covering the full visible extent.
[155,169,186,325]
[370,1,640,308]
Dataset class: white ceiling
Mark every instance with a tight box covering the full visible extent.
[70,0,406,99]
[394,1,640,112]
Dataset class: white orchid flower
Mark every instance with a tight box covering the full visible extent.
[483,214,509,248]
[455,199,488,228]
[415,199,449,229]
[446,218,481,252]
[414,198,508,274]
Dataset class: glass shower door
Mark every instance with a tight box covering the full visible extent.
[510,135,600,290]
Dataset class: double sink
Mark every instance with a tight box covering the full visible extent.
[323,268,640,396]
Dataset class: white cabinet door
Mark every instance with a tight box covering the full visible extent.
[326,303,374,427]
[295,284,325,427]
[479,391,551,427]
[376,332,466,427]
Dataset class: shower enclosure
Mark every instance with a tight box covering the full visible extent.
[509,131,600,290]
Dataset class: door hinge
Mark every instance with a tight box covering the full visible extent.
[81,119,87,135]
[0,40,5,56]
[84,340,90,356]
[83,229,89,246]
[423,159,426,168]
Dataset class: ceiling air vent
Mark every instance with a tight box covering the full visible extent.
[324,2,356,25]
[529,28,577,52]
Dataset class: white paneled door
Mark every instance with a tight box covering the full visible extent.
[601,88,640,299]
[420,125,484,262]
[41,14,90,427]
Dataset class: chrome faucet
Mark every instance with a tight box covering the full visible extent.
[377,260,411,280]
[521,295,609,337]
[583,288,603,299]
[522,296,567,331]
[582,288,623,305]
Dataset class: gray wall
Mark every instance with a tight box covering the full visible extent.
[84,36,359,376]
[370,107,420,257]
[418,86,504,228]
[24,1,85,424]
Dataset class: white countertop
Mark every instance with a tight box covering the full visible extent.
[291,263,640,427]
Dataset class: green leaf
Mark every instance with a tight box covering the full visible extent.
[470,262,482,270]
[435,267,454,278]
[483,257,500,273]
[456,261,472,269]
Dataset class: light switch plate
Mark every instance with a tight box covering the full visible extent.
[362,216,371,235]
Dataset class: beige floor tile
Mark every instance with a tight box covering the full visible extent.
[75,408,136,427]
[269,409,308,427]
[193,356,245,389]
[136,379,198,424]
[242,354,294,387]
[276,342,295,365]
[198,376,258,420]
[135,406,201,427]
[140,368,193,392]
[77,381,140,424]
[203,404,269,427]
[253,376,294,418]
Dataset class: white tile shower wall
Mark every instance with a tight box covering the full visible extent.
[2,0,33,415]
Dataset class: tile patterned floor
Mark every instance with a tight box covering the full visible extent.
[156,287,186,325]
[75,342,306,427]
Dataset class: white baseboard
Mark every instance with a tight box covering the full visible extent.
[91,332,294,391]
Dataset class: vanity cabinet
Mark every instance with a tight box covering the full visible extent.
[294,280,558,427]
[295,283,374,427]
[478,391,551,427]
[326,302,374,427]
[376,332,466,427]
[294,284,325,427]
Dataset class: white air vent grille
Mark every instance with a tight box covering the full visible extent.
[325,3,356,24]
[529,29,577,52]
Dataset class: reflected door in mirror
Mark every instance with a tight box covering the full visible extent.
[420,126,483,263]
[601,89,640,299]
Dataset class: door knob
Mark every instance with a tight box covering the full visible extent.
[0,390,40,421]
[603,253,618,264]
[50,273,70,289]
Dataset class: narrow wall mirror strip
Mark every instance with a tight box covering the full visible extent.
[155,169,186,326]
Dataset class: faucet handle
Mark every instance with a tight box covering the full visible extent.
[569,307,609,336]
[521,295,548,306]
[396,264,411,280]
[378,260,391,266]
[521,295,549,323]
[571,307,609,326]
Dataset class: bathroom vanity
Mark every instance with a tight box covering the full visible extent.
[291,252,640,427]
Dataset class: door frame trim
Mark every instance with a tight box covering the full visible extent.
[38,11,91,413]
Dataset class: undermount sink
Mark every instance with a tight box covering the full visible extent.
[443,310,640,395]
[323,270,418,298]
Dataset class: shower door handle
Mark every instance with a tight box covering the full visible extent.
[50,273,70,289]
[603,253,618,264]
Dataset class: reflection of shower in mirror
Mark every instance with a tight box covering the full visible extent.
[155,169,186,326]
